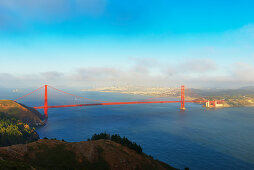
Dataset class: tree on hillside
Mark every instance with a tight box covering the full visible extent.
[0,113,39,146]
[88,132,142,153]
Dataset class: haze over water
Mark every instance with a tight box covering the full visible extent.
[29,92,254,170]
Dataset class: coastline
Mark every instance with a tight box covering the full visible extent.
[82,90,254,108]
[82,89,196,101]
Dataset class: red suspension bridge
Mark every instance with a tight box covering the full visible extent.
[14,85,218,118]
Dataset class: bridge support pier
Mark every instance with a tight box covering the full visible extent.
[181,85,186,110]
[44,85,48,118]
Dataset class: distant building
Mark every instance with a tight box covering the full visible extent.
[205,100,224,108]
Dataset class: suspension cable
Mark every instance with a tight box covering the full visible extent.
[48,85,110,103]
[14,85,44,102]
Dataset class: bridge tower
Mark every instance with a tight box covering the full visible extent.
[181,85,186,110]
[44,85,48,118]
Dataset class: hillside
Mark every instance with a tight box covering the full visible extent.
[0,100,44,126]
[0,139,177,170]
[0,113,39,147]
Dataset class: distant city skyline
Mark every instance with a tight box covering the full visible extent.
[0,0,254,89]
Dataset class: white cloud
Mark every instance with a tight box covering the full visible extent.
[41,71,64,80]
[180,59,217,73]
[0,23,254,88]
[232,62,254,82]
[0,58,244,89]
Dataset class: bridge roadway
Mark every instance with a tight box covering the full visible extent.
[33,100,207,109]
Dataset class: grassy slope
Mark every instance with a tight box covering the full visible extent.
[0,100,44,126]
[0,139,177,170]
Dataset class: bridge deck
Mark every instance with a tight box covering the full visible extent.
[33,100,207,109]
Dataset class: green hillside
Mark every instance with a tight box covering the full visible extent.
[0,113,39,147]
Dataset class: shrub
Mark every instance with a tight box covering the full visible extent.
[88,133,142,153]
[90,132,110,140]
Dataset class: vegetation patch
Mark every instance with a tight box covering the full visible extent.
[81,146,110,170]
[0,112,39,147]
[0,100,44,126]
[88,132,143,153]
[0,159,32,170]
[26,143,78,169]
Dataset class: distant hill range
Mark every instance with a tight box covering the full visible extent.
[189,86,254,97]
[239,86,254,91]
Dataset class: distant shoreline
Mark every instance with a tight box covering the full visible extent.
[81,90,254,108]
[81,89,196,100]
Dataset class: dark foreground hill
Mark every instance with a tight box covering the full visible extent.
[0,139,177,170]
[0,100,44,126]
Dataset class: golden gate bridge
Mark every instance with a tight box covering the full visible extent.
[14,85,218,118]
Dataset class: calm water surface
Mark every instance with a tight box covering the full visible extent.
[20,91,254,170]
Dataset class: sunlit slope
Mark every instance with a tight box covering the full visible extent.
[0,100,44,126]
[0,139,177,170]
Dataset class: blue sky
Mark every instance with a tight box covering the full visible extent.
[0,0,254,88]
